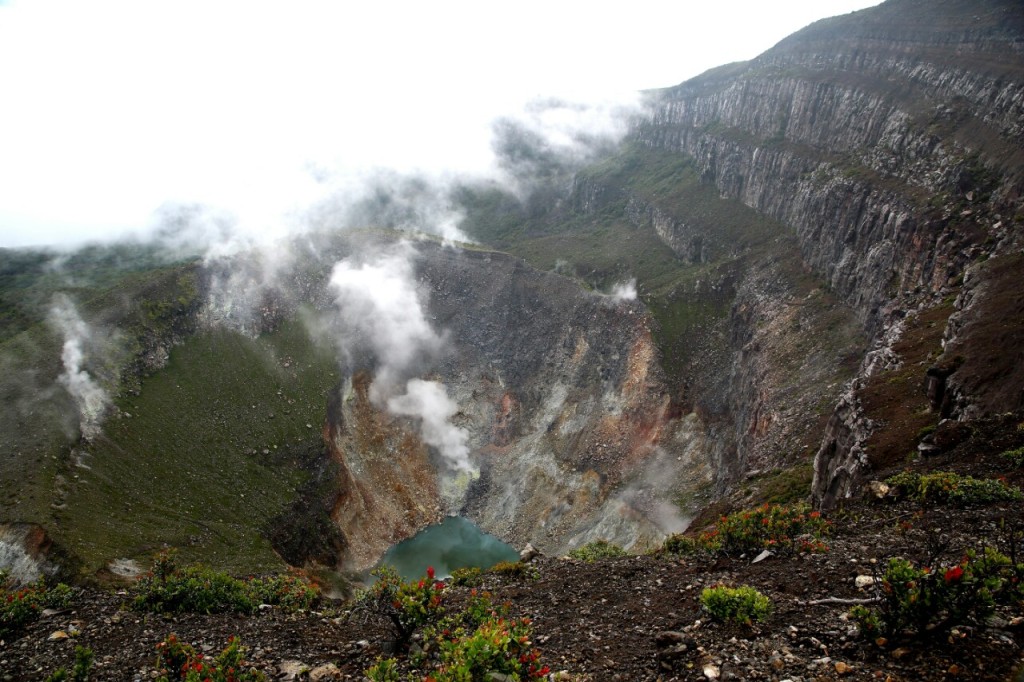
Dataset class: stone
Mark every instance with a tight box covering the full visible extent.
[277,660,307,680]
[309,663,341,680]
[520,543,541,562]
[654,631,687,647]
[865,481,890,499]
[855,575,875,588]
[834,661,852,675]
[703,663,720,679]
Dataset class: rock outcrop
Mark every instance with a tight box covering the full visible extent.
[617,0,1024,506]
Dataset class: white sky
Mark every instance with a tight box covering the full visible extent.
[0,0,880,249]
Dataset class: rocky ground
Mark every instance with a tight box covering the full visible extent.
[5,417,1024,681]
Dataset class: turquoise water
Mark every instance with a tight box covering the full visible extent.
[378,516,519,580]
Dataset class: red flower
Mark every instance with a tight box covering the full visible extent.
[427,566,435,580]
[944,566,964,583]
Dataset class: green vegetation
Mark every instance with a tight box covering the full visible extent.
[748,464,815,505]
[664,503,831,556]
[155,634,266,681]
[885,470,1024,505]
[44,646,94,682]
[448,566,483,587]
[567,539,628,562]
[355,565,447,651]
[851,549,1022,641]
[360,569,553,681]
[1001,446,1024,467]
[132,549,318,615]
[487,560,538,579]
[57,318,338,574]
[0,573,74,639]
[700,585,772,625]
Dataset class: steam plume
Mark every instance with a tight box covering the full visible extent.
[328,241,472,477]
[48,295,109,440]
[329,241,445,397]
[609,279,638,302]
[387,379,471,473]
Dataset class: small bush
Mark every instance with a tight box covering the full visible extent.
[700,585,772,625]
[1001,446,1024,468]
[433,615,550,681]
[664,503,830,556]
[44,646,93,682]
[448,566,482,587]
[567,540,627,562]
[886,471,1023,505]
[364,585,555,681]
[155,634,265,681]
[662,533,703,556]
[365,657,400,682]
[246,573,318,611]
[487,560,538,579]
[353,566,446,651]
[132,549,319,615]
[850,549,1022,641]
[1,576,74,639]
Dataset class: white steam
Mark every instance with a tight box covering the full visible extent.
[329,241,474,480]
[387,379,471,474]
[48,295,109,440]
[329,242,445,397]
[609,279,638,302]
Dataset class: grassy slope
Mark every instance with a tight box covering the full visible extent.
[56,319,339,575]
[0,245,343,576]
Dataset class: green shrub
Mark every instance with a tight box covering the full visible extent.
[1,576,74,639]
[364,584,555,681]
[662,533,703,555]
[44,646,93,682]
[448,566,482,587]
[665,503,831,557]
[133,549,319,615]
[246,573,318,611]
[155,634,265,681]
[353,566,446,651]
[886,471,1023,505]
[487,560,538,579]
[1001,446,1024,468]
[700,585,772,625]
[432,615,550,681]
[850,549,1022,641]
[567,539,627,562]
[365,657,400,682]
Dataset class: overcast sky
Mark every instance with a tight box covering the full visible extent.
[0,0,881,249]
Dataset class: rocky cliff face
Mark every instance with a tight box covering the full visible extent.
[623,0,1024,505]
[317,242,716,570]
